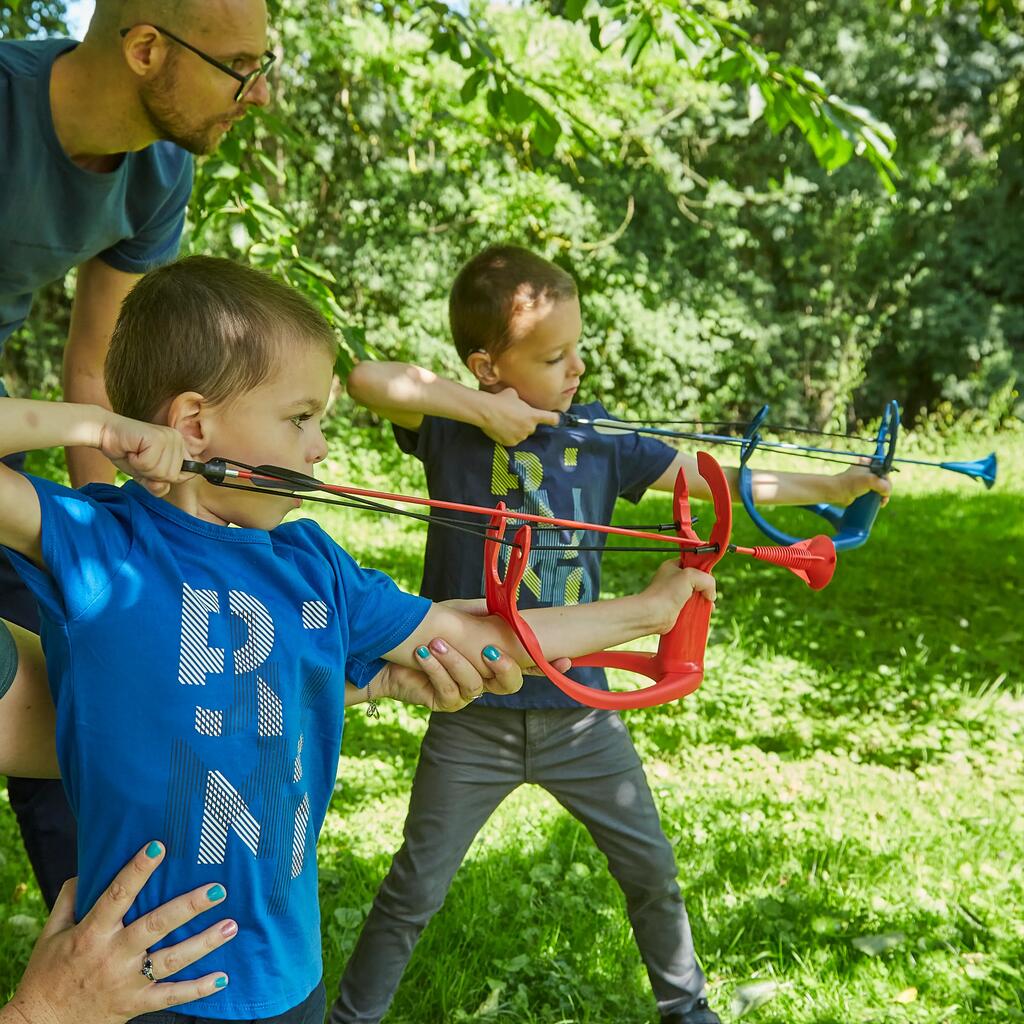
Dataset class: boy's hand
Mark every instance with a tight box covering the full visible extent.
[480,388,560,446]
[640,560,717,635]
[834,463,893,506]
[97,413,193,496]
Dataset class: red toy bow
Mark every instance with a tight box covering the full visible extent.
[183,454,836,710]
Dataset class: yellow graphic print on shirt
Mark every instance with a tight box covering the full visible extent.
[489,443,592,607]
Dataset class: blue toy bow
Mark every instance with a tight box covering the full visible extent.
[737,401,900,551]
[561,400,996,551]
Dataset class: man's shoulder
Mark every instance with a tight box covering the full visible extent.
[128,139,194,192]
[0,37,74,79]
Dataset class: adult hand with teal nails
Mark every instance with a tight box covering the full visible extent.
[354,599,573,713]
[1,841,237,1024]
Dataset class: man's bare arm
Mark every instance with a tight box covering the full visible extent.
[0,621,58,779]
[63,258,141,487]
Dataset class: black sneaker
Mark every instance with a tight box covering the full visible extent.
[661,998,722,1024]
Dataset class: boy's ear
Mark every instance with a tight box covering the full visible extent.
[467,351,498,385]
[165,392,210,457]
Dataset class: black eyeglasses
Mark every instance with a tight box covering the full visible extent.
[120,24,276,102]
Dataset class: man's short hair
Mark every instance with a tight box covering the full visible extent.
[105,256,337,422]
[449,245,578,363]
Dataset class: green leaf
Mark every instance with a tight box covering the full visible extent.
[430,27,450,55]
[255,152,286,185]
[622,19,654,67]
[211,162,241,181]
[564,0,587,21]
[712,52,750,83]
[459,68,488,105]
[532,109,562,156]
[504,86,535,124]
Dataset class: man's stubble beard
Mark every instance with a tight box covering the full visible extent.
[139,58,228,155]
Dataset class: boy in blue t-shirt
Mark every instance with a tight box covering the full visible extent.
[0,255,713,1023]
[337,244,892,1024]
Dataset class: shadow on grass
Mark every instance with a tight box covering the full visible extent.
[598,489,1022,769]
[606,489,1020,686]
[316,785,1020,1024]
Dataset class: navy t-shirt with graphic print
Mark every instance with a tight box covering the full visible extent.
[394,400,676,709]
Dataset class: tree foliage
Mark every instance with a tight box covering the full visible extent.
[2,0,1021,431]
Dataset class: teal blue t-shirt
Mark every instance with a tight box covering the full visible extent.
[0,37,193,393]
[6,478,430,1018]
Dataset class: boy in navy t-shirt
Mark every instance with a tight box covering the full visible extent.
[337,245,892,1024]
[0,255,712,1023]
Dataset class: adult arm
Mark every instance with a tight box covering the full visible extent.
[343,598,576,712]
[1,843,235,1024]
[63,259,142,488]
[0,621,58,778]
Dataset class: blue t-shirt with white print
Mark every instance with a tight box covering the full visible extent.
[0,38,193,392]
[394,400,676,709]
[6,477,429,1019]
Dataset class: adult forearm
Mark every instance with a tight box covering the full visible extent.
[0,621,59,779]
[2,994,60,1024]
[61,365,116,486]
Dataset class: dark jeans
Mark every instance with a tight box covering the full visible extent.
[2,449,78,909]
[130,979,327,1024]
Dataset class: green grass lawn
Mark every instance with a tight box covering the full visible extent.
[2,427,1021,1022]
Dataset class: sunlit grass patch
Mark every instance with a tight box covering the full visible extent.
[1,428,1020,1021]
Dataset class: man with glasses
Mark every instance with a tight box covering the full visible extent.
[0,0,273,909]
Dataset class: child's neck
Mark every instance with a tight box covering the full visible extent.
[161,481,233,528]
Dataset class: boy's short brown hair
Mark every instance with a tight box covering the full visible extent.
[449,245,578,363]
[105,256,337,422]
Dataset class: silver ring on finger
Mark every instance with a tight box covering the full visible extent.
[141,955,157,982]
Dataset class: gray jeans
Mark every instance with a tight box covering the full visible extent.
[330,705,706,1022]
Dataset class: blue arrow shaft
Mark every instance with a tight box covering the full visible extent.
[574,416,988,477]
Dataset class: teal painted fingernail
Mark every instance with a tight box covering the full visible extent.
[416,646,430,660]
[206,884,226,902]
[483,645,500,662]
[145,841,162,858]
[215,976,229,989]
